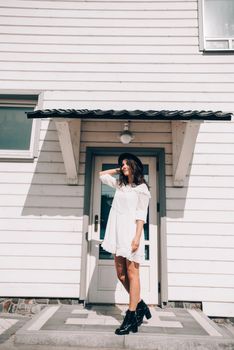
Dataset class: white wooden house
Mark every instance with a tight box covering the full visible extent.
[0,0,233,317]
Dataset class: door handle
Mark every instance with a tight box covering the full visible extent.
[94,214,99,232]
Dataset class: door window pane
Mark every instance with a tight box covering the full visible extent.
[0,107,33,150]
[99,164,118,260]
[145,245,150,260]
[99,163,150,261]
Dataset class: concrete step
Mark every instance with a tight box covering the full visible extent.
[14,305,234,349]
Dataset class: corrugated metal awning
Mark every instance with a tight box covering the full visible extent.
[27,109,232,121]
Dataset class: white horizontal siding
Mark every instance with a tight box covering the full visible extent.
[3,76,234,92]
[167,121,234,314]
[0,118,171,298]
[0,36,199,46]
[0,244,81,257]
[0,231,82,244]
[0,256,81,270]
[0,270,80,284]
[80,120,234,314]
[0,283,80,298]
[0,0,234,112]
[0,208,83,217]
[169,260,234,274]
[167,199,234,210]
[0,120,84,297]
[169,274,234,288]
[167,211,233,223]
[0,17,198,27]
[203,302,234,317]
[167,222,234,235]
[0,184,83,196]
[2,53,234,64]
[80,121,172,153]
[3,62,234,73]
[168,235,234,248]
[1,1,198,9]
[168,287,233,303]
[0,0,234,316]
[0,9,198,19]
[41,101,232,111]
[167,187,234,198]
[0,195,82,207]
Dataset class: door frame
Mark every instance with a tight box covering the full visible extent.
[80,147,168,307]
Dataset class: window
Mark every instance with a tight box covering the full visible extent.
[0,95,40,159]
[199,0,234,51]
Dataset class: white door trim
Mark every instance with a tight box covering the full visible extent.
[87,155,159,304]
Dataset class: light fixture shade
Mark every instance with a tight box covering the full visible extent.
[120,130,133,144]
[119,122,134,144]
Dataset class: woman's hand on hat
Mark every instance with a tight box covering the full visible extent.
[99,167,121,176]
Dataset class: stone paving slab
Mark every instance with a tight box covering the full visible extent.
[14,305,234,349]
[0,314,30,344]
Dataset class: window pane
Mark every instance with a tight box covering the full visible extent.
[0,107,33,150]
[204,0,234,37]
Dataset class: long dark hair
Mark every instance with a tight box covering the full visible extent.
[118,158,149,189]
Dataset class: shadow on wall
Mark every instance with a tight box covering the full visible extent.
[166,119,201,220]
[166,152,196,220]
[21,118,203,219]
[19,117,200,301]
[22,119,84,217]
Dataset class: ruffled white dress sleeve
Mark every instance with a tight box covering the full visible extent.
[99,173,118,188]
[135,185,151,223]
[99,173,151,263]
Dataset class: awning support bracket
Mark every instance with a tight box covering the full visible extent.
[55,119,81,185]
[172,121,201,187]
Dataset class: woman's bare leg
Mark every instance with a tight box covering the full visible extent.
[126,259,141,311]
[114,255,130,293]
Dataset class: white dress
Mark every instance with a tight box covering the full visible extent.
[99,173,151,264]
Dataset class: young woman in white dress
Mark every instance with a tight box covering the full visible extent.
[99,153,152,335]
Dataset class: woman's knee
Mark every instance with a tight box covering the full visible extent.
[126,261,139,280]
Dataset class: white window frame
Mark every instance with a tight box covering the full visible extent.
[198,0,234,51]
[0,96,41,160]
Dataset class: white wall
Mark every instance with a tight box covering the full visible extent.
[0,119,83,297]
[0,0,234,315]
[167,120,234,316]
[0,0,233,112]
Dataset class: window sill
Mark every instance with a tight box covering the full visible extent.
[0,150,36,162]
[203,49,234,53]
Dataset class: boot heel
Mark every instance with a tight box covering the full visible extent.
[131,324,138,333]
[145,308,152,320]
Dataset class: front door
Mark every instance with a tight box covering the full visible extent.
[87,155,158,304]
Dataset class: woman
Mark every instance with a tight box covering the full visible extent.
[99,153,152,335]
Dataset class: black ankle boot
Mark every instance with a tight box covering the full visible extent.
[136,299,152,326]
[115,309,138,335]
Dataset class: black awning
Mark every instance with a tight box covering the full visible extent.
[27,109,232,121]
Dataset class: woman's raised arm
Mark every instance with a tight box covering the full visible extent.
[99,168,120,177]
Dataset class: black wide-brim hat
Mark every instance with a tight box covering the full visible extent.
[118,153,144,173]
